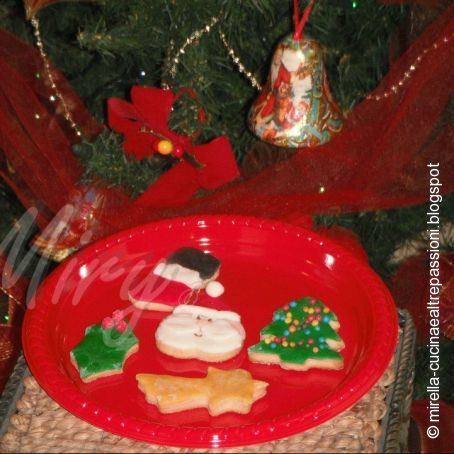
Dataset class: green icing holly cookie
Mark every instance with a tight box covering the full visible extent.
[70,322,139,382]
[248,297,344,371]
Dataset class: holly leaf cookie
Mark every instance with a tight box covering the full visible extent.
[248,297,345,371]
[70,311,139,382]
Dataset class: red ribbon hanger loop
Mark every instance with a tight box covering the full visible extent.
[293,0,315,40]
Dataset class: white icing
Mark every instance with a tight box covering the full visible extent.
[173,305,239,322]
[205,281,225,298]
[153,262,204,289]
[156,306,245,354]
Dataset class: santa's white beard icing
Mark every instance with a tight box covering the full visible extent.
[155,305,245,362]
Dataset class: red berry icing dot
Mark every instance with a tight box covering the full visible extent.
[112,310,124,322]
[116,320,128,333]
[101,317,114,329]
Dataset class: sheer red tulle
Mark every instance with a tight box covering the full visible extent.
[0,29,101,229]
[0,5,453,240]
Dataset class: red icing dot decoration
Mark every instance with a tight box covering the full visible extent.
[102,310,127,332]
[116,320,127,333]
[112,310,124,322]
[315,308,321,313]
[310,298,316,305]
[101,317,114,329]
[308,339,314,345]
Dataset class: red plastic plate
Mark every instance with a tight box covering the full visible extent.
[23,216,397,448]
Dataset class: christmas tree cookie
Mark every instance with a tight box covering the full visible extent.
[248,297,344,371]
[70,310,139,382]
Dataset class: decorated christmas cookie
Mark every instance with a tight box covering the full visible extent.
[70,310,139,382]
[155,305,245,362]
[128,247,225,311]
[136,367,268,416]
[248,297,344,371]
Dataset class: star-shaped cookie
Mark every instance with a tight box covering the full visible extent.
[136,367,268,416]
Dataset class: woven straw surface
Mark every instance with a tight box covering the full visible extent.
[0,362,395,453]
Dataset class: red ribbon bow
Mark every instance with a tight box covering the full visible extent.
[108,86,239,206]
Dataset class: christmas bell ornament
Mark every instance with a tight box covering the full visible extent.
[248,0,343,148]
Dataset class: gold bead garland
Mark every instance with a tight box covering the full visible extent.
[31,12,453,127]
[163,16,262,91]
[165,15,220,84]
[366,32,453,101]
[218,29,262,90]
[166,19,451,106]
[30,16,83,138]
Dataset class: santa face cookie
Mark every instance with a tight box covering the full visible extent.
[155,305,245,362]
[248,297,344,371]
[128,247,225,312]
[70,310,139,383]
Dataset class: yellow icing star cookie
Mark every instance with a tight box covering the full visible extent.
[136,367,268,416]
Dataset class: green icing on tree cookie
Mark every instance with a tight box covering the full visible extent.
[248,297,344,365]
[71,324,138,380]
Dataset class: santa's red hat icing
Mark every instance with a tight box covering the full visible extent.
[128,247,227,312]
